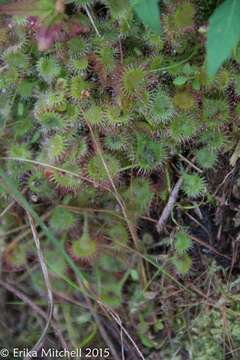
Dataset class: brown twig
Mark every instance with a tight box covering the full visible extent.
[4,210,52,254]
[26,212,54,359]
[156,177,183,233]
[178,154,203,173]
[0,279,67,350]
[98,301,145,360]
[0,187,27,218]
[190,234,231,261]
[76,279,121,360]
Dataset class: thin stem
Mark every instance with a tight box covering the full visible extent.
[149,48,198,73]
[1,157,108,190]
[85,5,101,37]
[118,164,138,172]
[26,212,54,359]
[85,120,147,286]
[179,154,203,173]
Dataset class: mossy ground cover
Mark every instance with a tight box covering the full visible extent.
[1,1,240,359]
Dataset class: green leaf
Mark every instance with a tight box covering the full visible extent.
[173,76,188,86]
[130,269,139,281]
[192,79,200,91]
[207,0,240,76]
[130,0,160,33]
[0,169,87,286]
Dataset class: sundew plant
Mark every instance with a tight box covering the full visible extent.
[1,0,240,359]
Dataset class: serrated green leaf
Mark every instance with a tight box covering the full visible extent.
[130,0,160,33]
[207,0,240,76]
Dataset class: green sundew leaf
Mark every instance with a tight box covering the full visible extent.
[130,0,160,33]
[0,169,87,286]
[173,76,188,86]
[130,269,139,281]
[192,79,200,91]
[207,0,240,77]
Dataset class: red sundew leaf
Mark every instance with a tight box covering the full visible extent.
[35,23,63,51]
